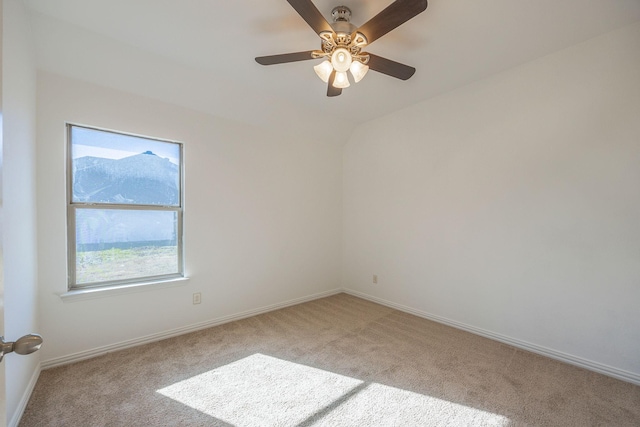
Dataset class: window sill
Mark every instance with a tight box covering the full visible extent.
[59,277,190,302]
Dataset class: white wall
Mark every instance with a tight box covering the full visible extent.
[36,72,343,362]
[2,0,40,423]
[343,22,640,381]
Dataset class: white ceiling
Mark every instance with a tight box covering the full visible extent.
[24,0,640,130]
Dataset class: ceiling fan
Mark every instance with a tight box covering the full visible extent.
[255,0,428,97]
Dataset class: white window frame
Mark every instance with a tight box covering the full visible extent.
[66,123,185,290]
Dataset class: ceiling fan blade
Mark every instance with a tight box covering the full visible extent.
[327,70,342,97]
[287,0,334,35]
[255,51,316,65]
[367,54,416,80]
[356,0,428,45]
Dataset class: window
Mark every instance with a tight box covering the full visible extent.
[67,124,184,289]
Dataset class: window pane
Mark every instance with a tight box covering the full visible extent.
[75,208,179,285]
[71,126,180,206]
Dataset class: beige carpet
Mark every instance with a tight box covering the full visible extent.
[20,293,640,426]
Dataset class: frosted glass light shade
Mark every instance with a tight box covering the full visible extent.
[313,60,333,83]
[333,71,350,88]
[331,48,352,72]
[350,61,369,83]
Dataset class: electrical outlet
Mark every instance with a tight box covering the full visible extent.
[373,274,378,284]
[193,292,201,305]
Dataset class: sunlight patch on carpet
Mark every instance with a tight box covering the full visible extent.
[157,353,509,426]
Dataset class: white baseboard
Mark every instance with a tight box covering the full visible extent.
[343,288,640,386]
[40,286,640,387]
[41,288,342,369]
[9,362,41,427]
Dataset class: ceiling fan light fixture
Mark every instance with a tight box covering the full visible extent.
[255,0,428,97]
[333,71,350,88]
[313,60,333,83]
[331,47,352,72]
[350,60,369,83]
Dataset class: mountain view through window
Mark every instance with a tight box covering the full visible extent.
[69,125,183,287]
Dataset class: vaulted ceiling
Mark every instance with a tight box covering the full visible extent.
[25,0,640,132]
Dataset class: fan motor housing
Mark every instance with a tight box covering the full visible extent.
[331,6,351,22]
[330,6,357,34]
